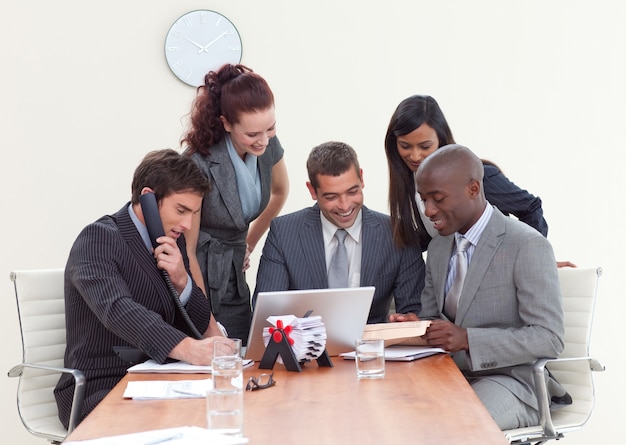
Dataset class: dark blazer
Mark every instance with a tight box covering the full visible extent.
[254,204,425,322]
[483,163,548,236]
[417,164,548,251]
[54,204,212,428]
[419,208,564,411]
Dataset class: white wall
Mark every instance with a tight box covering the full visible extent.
[3,1,622,443]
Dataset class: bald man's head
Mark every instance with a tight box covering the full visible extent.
[415,144,486,235]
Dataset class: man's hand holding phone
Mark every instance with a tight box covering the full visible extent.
[154,235,188,295]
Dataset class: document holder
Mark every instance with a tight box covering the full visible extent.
[259,326,333,372]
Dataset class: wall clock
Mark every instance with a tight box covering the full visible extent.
[164,10,243,87]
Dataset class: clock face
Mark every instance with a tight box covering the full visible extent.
[164,10,243,87]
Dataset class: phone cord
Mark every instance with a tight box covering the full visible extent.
[161,270,203,339]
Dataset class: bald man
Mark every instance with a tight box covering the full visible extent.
[413,144,567,429]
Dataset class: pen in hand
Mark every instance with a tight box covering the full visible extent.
[144,432,183,445]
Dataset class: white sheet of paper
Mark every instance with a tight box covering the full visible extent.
[122,378,213,399]
[63,426,248,445]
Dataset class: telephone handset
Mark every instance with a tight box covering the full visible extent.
[139,192,203,339]
[139,191,166,250]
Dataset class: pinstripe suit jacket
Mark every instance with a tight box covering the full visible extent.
[54,204,212,427]
[253,204,425,322]
[419,207,564,410]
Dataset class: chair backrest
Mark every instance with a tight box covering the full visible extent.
[558,266,602,359]
[547,266,602,433]
[10,269,68,442]
[505,266,603,444]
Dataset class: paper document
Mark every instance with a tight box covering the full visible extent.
[341,345,446,361]
[122,378,213,399]
[127,358,254,374]
[63,426,248,445]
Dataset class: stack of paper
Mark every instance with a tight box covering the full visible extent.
[127,358,254,374]
[341,345,446,362]
[64,426,248,444]
[262,315,327,362]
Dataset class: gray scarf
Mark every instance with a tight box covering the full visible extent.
[226,134,261,221]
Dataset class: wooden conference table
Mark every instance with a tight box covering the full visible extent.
[65,354,508,444]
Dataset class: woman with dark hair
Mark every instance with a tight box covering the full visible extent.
[385,94,549,252]
[183,64,289,344]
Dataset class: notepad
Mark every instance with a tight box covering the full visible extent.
[122,378,213,399]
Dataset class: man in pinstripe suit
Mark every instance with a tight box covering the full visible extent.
[410,144,567,429]
[54,149,229,428]
[254,141,424,322]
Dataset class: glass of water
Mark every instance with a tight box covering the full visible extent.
[207,355,244,436]
[355,338,385,379]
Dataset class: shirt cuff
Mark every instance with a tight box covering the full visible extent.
[179,274,192,305]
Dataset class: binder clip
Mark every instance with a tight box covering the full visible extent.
[259,319,333,372]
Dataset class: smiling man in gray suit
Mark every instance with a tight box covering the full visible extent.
[410,144,567,430]
[253,141,424,322]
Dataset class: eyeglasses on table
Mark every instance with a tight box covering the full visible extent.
[246,372,276,391]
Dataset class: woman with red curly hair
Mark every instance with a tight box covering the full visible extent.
[183,64,289,344]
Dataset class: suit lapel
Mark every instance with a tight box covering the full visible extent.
[301,205,331,287]
[455,209,505,324]
[433,235,455,315]
[360,207,380,286]
[115,205,168,299]
[207,141,246,230]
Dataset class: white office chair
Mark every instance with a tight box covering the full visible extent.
[505,266,605,444]
[7,269,85,444]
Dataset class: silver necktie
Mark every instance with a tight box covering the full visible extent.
[328,229,349,288]
[444,237,471,321]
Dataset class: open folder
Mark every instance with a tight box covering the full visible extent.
[362,320,432,347]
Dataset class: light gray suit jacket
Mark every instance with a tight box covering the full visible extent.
[254,204,425,323]
[419,207,565,410]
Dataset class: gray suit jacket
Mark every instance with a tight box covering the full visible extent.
[419,207,565,410]
[254,204,425,322]
[189,137,283,313]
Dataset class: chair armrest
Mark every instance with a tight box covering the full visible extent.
[532,356,605,438]
[8,362,86,435]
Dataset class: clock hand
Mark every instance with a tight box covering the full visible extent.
[199,31,227,53]
[184,36,205,50]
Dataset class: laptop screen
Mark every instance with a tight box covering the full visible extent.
[244,287,375,361]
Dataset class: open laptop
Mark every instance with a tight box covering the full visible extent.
[244,286,375,361]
